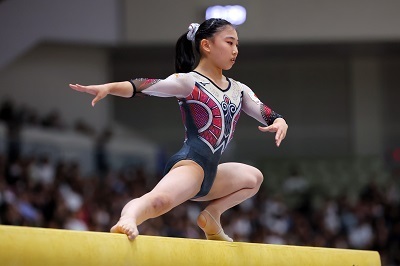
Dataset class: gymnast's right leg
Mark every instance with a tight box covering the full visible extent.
[110,160,204,240]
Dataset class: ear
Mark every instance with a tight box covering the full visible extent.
[200,39,211,54]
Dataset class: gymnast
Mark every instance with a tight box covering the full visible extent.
[69,18,288,242]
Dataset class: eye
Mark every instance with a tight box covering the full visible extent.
[227,41,233,45]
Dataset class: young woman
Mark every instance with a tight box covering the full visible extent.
[69,18,288,242]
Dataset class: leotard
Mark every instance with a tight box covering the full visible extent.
[130,71,282,198]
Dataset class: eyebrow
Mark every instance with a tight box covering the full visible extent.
[225,36,239,43]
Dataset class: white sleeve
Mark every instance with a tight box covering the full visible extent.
[240,82,283,126]
[130,73,194,98]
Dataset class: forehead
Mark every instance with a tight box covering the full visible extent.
[215,25,238,39]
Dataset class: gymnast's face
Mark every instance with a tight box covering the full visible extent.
[201,25,239,70]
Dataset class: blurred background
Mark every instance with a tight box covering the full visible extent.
[0,0,399,265]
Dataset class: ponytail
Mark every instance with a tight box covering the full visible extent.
[175,33,196,73]
[175,19,233,73]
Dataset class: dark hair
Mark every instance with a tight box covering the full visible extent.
[175,18,233,73]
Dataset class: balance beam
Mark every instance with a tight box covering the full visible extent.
[0,225,380,266]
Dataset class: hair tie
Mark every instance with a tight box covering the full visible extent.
[186,23,200,42]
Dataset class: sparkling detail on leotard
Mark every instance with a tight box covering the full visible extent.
[132,78,162,91]
[261,104,282,126]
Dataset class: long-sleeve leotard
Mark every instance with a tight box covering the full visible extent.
[130,71,283,197]
[131,72,282,130]
[239,82,283,126]
[130,73,194,98]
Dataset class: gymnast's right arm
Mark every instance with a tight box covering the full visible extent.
[69,73,194,106]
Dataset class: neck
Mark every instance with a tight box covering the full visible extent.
[194,59,223,82]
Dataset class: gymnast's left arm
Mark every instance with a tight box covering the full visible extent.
[240,82,288,147]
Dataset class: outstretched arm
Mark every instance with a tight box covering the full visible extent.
[69,81,133,106]
[69,73,194,106]
[240,82,288,147]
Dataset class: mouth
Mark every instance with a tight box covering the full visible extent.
[231,58,236,63]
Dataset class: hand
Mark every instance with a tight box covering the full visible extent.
[258,118,288,147]
[69,83,109,107]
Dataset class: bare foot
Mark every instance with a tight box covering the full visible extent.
[197,210,233,242]
[110,217,139,240]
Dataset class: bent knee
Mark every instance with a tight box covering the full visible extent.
[150,194,173,215]
[247,167,264,189]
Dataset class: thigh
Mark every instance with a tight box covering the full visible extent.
[149,160,204,205]
[193,162,263,202]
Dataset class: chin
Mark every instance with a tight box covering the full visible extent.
[223,65,233,71]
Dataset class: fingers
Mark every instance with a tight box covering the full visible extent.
[69,84,97,95]
[275,129,285,147]
[69,83,104,107]
[69,84,80,92]
[91,94,103,107]
[258,125,287,147]
[275,129,281,147]
[69,83,86,92]
[258,125,275,133]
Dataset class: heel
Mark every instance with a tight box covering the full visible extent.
[198,210,233,242]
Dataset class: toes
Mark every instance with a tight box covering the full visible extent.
[206,230,233,242]
[110,224,119,233]
[121,224,138,239]
[126,227,139,240]
[128,231,138,240]
[110,222,139,240]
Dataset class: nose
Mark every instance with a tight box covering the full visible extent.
[233,48,238,55]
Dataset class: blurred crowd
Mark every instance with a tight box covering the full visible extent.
[0,98,97,139]
[1,99,400,265]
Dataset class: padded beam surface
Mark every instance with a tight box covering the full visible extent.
[0,225,381,266]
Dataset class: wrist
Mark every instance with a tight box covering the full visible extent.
[128,80,137,98]
[106,82,131,97]
[103,83,113,95]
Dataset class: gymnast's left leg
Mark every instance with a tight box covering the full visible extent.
[193,162,264,241]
